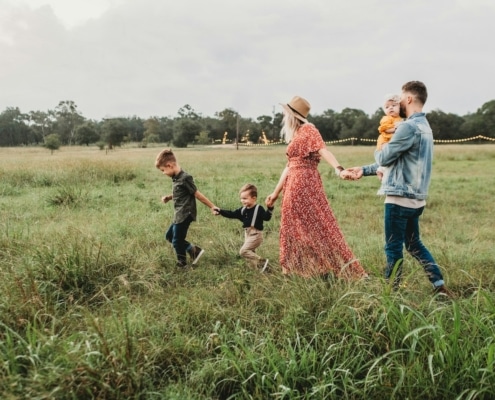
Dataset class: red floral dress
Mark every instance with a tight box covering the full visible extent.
[279,124,367,279]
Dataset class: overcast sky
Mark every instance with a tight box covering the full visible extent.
[1,0,494,121]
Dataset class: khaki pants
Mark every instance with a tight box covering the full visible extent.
[239,228,263,267]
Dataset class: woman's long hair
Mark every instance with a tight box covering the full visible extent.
[281,112,303,143]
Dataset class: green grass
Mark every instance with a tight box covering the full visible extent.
[1,144,495,399]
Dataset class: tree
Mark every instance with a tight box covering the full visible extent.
[201,116,223,142]
[158,117,174,143]
[427,110,465,140]
[143,117,160,144]
[173,118,202,147]
[44,134,61,154]
[477,100,495,135]
[75,122,100,145]
[29,110,55,144]
[177,104,201,120]
[215,108,239,143]
[0,107,31,146]
[125,116,145,142]
[310,109,340,142]
[336,108,368,139]
[195,131,210,145]
[54,100,85,145]
[101,118,129,149]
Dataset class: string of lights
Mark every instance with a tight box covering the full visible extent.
[233,135,495,146]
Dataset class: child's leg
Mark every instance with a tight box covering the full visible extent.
[165,224,174,244]
[169,217,192,265]
[239,229,263,267]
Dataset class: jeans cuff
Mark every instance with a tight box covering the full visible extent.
[433,280,445,288]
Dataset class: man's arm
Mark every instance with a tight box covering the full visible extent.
[375,123,414,167]
[343,163,378,179]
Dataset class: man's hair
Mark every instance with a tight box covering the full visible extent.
[155,148,177,168]
[402,81,428,105]
[239,183,257,198]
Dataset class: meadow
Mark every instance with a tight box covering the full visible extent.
[1,144,495,399]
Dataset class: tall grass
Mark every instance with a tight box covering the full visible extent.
[1,144,495,399]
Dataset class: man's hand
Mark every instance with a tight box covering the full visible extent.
[343,167,363,180]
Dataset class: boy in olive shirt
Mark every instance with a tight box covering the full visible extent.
[155,149,217,268]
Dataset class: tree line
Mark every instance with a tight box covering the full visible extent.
[1,99,495,149]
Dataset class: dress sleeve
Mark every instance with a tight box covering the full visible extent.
[300,124,325,155]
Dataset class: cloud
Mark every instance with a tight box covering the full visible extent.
[1,0,494,120]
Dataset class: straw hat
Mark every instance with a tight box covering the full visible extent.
[280,96,310,123]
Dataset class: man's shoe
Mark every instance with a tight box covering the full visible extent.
[176,260,187,268]
[434,285,454,298]
[188,246,205,265]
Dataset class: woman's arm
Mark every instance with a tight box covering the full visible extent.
[318,147,348,178]
[265,165,289,207]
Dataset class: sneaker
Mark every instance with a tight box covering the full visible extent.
[260,259,269,273]
[434,285,454,298]
[176,260,187,268]
[188,246,205,265]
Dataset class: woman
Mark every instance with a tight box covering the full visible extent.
[266,96,367,279]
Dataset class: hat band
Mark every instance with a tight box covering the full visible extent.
[287,104,307,119]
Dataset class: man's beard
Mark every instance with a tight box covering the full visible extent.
[399,106,407,119]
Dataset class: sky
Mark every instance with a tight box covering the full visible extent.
[1,0,494,121]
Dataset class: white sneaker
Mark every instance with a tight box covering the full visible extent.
[190,246,205,265]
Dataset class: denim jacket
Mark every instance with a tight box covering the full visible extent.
[362,112,433,200]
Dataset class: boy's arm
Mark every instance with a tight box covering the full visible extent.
[161,194,173,204]
[194,190,217,210]
[217,208,243,220]
[263,206,274,221]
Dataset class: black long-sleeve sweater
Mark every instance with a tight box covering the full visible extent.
[218,204,274,230]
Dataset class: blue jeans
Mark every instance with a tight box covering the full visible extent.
[165,216,193,265]
[384,203,444,288]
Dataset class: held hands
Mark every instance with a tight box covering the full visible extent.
[212,207,220,215]
[265,193,277,208]
[339,167,363,180]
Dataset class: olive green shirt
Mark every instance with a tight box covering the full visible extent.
[172,169,197,224]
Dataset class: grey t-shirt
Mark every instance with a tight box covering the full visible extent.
[172,169,197,224]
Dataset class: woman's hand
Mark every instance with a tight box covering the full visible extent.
[265,193,278,208]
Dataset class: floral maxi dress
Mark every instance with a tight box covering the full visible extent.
[279,123,367,279]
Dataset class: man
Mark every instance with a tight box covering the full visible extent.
[346,81,452,296]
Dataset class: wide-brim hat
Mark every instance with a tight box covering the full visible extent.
[280,95,310,123]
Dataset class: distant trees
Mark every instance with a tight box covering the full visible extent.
[54,100,85,145]
[0,108,31,146]
[0,99,494,148]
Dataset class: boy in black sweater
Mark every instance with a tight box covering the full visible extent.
[214,183,273,271]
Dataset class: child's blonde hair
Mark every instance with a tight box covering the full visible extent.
[382,94,400,112]
[155,148,177,168]
[239,183,257,198]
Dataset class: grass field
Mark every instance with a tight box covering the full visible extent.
[1,144,495,399]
